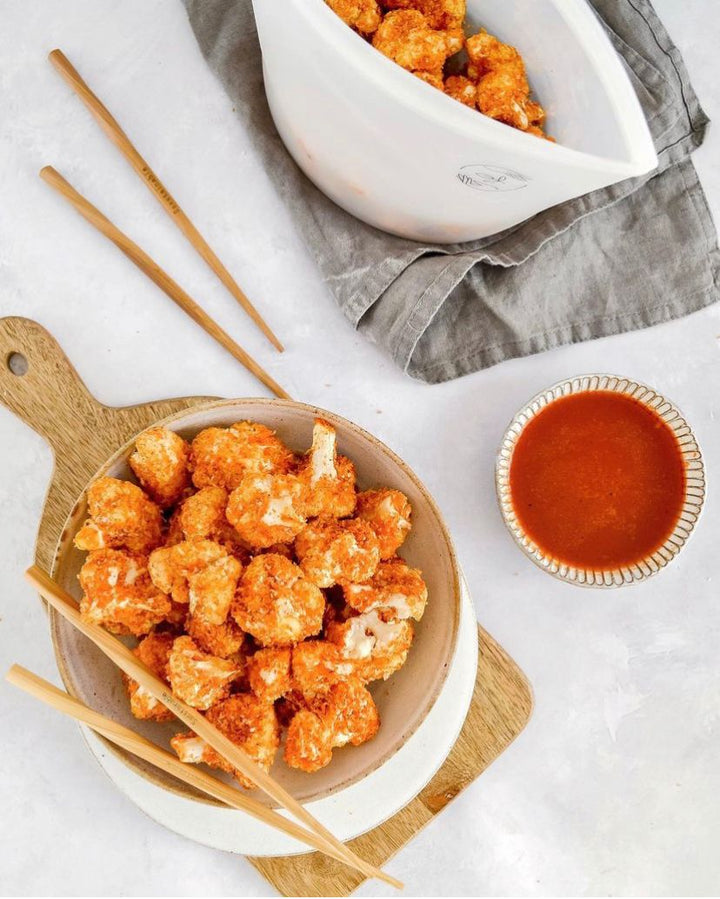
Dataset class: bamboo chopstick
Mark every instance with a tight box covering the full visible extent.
[49,48,284,354]
[24,565,402,890]
[39,166,290,401]
[5,664,370,871]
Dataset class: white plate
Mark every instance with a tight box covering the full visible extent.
[80,577,478,856]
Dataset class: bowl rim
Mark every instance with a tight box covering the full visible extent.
[495,374,706,588]
[49,397,462,805]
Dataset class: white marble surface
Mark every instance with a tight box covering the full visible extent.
[1,1,719,895]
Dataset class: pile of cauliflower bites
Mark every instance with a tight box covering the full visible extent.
[325,0,552,140]
[74,419,428,785]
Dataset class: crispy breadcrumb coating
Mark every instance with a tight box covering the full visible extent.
[171,693,279,788]
[295,517,380,588]
[167,635,242,709]
[185,612,247,660]
[75,477,163,555]
[79,548,170,636]
[129,427,191,508]
[355,488,412,559]
[232,554,325,646]
[188,555,242,626]
[383,0,465,30]
[284,678,379,772]
[325,0,381,34]
[326,609,414,683]
[343,557,427,621]
[226,473,307,549]
[190,423,294,491]
[123,632,176,721]
[444,73,477,108]
[247,647,293,702]
[148,538,228,604]
[372,10,459,73]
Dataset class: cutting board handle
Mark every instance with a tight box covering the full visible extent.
[0,317,109,459]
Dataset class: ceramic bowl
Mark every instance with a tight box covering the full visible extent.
[496,374,706,587]
[50,399,462,804]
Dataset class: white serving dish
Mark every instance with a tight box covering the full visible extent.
[252,0,657,243]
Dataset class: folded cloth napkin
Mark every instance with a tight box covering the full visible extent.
[184,0,719,383]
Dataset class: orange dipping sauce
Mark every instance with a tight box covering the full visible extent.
[509,391,686,570]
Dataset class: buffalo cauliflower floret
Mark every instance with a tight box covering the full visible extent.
[284,678,379,772]
[167,635,242,709]
[299,419,356,519]
[372,10,460,73]
[292,639,354,697]
[148,538,227,604]
[178,486,249,556]
[188,555,242,626]
[294,517,380,588]
[79,548,170,636]
[382,0,465,30]
[355,488,412,559]
[123,631,176,721]
[465,29,547,134]
[226,474,307,549]
[326,609,414,683]
[444,73,477,108]
[171,693,280,788]
[185,612,247,660]
[190,422,294,491]
[247,647,293,702]
[129,426,191,508]
[325,0,381,34]
[74,477,163,555]
[232,554,325,646]
[342,557,427,621]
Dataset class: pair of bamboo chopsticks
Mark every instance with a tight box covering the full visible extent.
[21,565,402,889]
[44,49,289,400]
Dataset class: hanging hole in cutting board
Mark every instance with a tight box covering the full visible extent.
[7,352,28,376]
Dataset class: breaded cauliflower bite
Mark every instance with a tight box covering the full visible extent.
[129,427,191,508]
[167,635,242,709]
[75,477,163,555]
[188,555,242,626]
[292,639,354,697]
[186,612,247,660]
[79,548,170,636]
[190,422,294,491]
[285,678,379,772]
[295,517,380,588]
[226,473,307,549]
[465,29,547,134]
[326,609,414,683]
[232,554,325,646]
[123,631,176,721]
[325,0,381,34]
[171,693,280,788]
[343,557,427,621]
[355,488,412,559]
[148,538,228,604]
[444,73,477,108]
[177,486,247,554]
[299,419,356,519]
[383,0,465,30]
[372,10,459,74]
[247,647,293,702]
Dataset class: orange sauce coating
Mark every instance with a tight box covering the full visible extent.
[509,391,686,570]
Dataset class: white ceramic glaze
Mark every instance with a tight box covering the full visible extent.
[496,375,706,587]
[51,399,461,805]
[252,0,657,242]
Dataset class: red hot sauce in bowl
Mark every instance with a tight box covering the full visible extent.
[508,390,686,570]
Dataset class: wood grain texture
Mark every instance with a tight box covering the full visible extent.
[48,50,284,353]
[0,316,533,897]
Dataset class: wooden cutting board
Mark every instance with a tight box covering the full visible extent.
[0,316,533,897]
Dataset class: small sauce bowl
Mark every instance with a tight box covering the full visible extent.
[495,374,706,587]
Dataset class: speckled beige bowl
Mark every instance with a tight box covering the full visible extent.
[52,399,461,805]
[496,375,706,588]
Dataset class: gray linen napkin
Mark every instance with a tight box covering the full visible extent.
[184,0,719,383]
